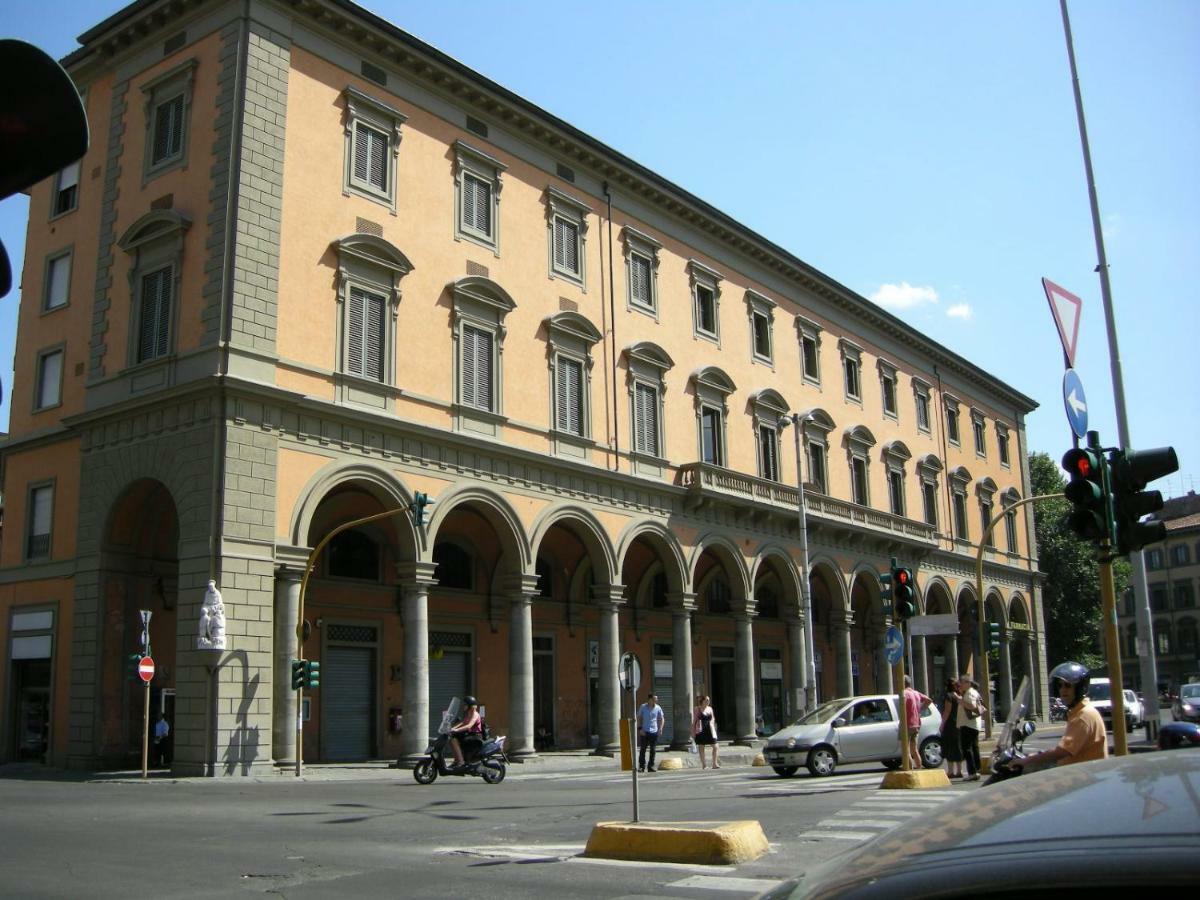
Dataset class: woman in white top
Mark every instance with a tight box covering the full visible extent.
[956,676,987,780]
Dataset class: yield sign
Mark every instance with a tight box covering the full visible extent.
[1043,278,1082,368]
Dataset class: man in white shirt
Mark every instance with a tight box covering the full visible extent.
[636,694,665,772]
[153,712,171,767]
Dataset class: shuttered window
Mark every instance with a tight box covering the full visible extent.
[53,161,80,216]
[555,355,583,435]
[152,94,185,165]
[701,406,723,465]
[346,286,386,381]
[27,485,53,559]
[759,424,779,481]
[633,381,659,456]
[137,266,172,362]
[461,323,494,411]
[462,172,493,237]
[630,253,652,308]
[553,217,579,275]
[353,121,389,192]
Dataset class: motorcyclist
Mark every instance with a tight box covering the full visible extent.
[1011,661,1107,770]
[448,696,484,769]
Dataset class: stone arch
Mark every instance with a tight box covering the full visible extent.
[288,460,418,556]
[615,520,688,595]
[688,534,751,607]
[748,544,802,617]
[423,483,531,575]
[1008,592,1031,626]
[529,502,619,587]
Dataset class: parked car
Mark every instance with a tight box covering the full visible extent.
[1087,678,1137,732]
[758,751,1200,899]
[1157,721,1200,750]
[1173,683,1200,723]
[762,694,942,777]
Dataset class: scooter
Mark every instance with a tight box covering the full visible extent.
[412,697,508,785]
[984,676,1036,786]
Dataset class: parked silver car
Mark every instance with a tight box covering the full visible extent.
[763,694,944,777]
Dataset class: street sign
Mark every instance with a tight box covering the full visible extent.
[1063,368,1088,438]
[618,652,641,692]
[138,656,155,683]
[884,626,904,665]
[908,613,960,637]
[1043,277,1082,368]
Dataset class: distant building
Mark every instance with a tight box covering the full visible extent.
[1,0,1041,773]
[1120,492,1200,695]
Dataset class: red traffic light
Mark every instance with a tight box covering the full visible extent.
[896,569,909,585]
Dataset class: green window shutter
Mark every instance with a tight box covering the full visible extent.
[347,288,365,375]
[364,292,384,380]
[635,382,657,455]
[153,95,184,164]
[138,267,172,362]
[556,356,582,434]
[554,218,579,273]
[462,323,493,410]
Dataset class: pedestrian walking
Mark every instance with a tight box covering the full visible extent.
[636,693,665,772]
[940,678,964,778]
[902,676,933,768]
[152,711,171,767]
[692,695,720,769]
[957,676,986,780]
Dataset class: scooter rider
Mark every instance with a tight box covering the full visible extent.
[1011,661,1107,770]
[448,696,484,770]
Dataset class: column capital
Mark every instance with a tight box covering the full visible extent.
[591,584,627,608]
[275,544,313,575]
[667,591,697,613]
[499,572,541,598]
[396,560,439,586]
[833,612,854,630]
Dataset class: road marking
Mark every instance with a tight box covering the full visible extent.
[798,829,879,841]
[666,875,785,893]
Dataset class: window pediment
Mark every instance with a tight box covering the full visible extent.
[118,210,191,252]
[333,234,413,281]
[690,365,736,396]
[950,465,973,488]
[750,389,789,416]
[544,311,601,346]
[916,453,944,474]
[450,275,516,318]
[801,407,836,435]
[882,440,912,462]
[845,424,877,450]
[623,341,674,373]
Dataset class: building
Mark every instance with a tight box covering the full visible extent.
[1119,492,1200,696]
[0,0,1042,774]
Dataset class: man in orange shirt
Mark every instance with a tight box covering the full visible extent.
[1012,661,1108,770]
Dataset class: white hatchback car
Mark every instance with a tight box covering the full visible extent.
[763,694,944,777]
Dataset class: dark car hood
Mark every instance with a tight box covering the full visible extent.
[770,751,1200,899]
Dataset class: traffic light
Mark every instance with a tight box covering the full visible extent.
[1062,445,1111,544]
[304,660,321,689]
[411,492,434,526]
[1109,446,1179,555]
[987,622,1001,652]
[291,659,305,690]
[880,569,893,615]
[126,653,143,683]
[892,565,916,621]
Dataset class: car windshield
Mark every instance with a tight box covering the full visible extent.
[1088,683,1111,701]
[1181,685,1200,700]
[795,699,851,725]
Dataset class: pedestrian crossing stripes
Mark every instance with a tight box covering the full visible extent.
[797,789,960,845]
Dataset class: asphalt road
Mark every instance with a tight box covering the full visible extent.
[0,761,982,900]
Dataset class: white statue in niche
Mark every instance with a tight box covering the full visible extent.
[197,580,226,650]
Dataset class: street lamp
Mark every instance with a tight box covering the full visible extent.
[780,412,818,712]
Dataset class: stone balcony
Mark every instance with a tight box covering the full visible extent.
[678,462,938,549]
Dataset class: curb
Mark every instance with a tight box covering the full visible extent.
[584,820,769,865]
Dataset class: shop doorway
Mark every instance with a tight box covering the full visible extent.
[710,646,736,737]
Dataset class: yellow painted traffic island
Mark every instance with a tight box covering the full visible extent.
[880,768,953,790]
[584,820,769,866]
[752,752,767,767]
[657,757,684,770]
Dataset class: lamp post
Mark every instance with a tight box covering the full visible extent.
[781,413,818,712]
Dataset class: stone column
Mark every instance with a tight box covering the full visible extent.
[913,636,928,695]
[999,628,1014,719]
[272,565,302,766]
[835,615,854,698]
[397,563,437,766]
[787,617,807,717]
[1024,636,1036,701]
[595,586,624,755]
[945,633,960,682]
[877,631,894,695]
[669,595,696,750]
[505,577,537,759]
[733,612,757,744]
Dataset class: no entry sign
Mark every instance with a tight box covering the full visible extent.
[138,656,155,683]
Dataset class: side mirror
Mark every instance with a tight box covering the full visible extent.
[831,717,847,728]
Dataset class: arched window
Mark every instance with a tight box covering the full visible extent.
[706,576,732,615]
[327,529,380,580]
[536,557,553,599]
[651,572,668,609]
[433,542,474,590]
[756,583,779,619]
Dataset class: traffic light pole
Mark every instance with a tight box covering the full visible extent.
[1098,545,1129,757]
[294,503,430,777]
[975,494,1063,737]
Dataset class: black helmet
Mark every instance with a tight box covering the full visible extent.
[461,695,478,707]
[1049,661,1090,708]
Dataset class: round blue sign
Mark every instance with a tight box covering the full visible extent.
[885,626,904,666]
[1063,369,1088,439]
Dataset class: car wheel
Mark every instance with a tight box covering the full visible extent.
[413,759,437,784]
[881,758,902,770]
[806,745,837,777]
[772,765,799,778]
[920,736,944,769]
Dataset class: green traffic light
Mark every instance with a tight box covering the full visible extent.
[305,660,321,690]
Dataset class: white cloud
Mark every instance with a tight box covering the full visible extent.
[946,303,972,319]
[1102,213,1122,240]
[869,282,939,310]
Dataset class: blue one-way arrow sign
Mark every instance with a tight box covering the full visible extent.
[1063,368,1088,439]
[885,626,904,666]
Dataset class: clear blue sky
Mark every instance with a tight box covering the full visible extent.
[3,1,1197,497]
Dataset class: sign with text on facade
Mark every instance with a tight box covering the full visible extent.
[907,613,960,637]
[760,662,783,680]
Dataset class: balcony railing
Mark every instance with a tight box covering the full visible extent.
[678,462,937,543]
